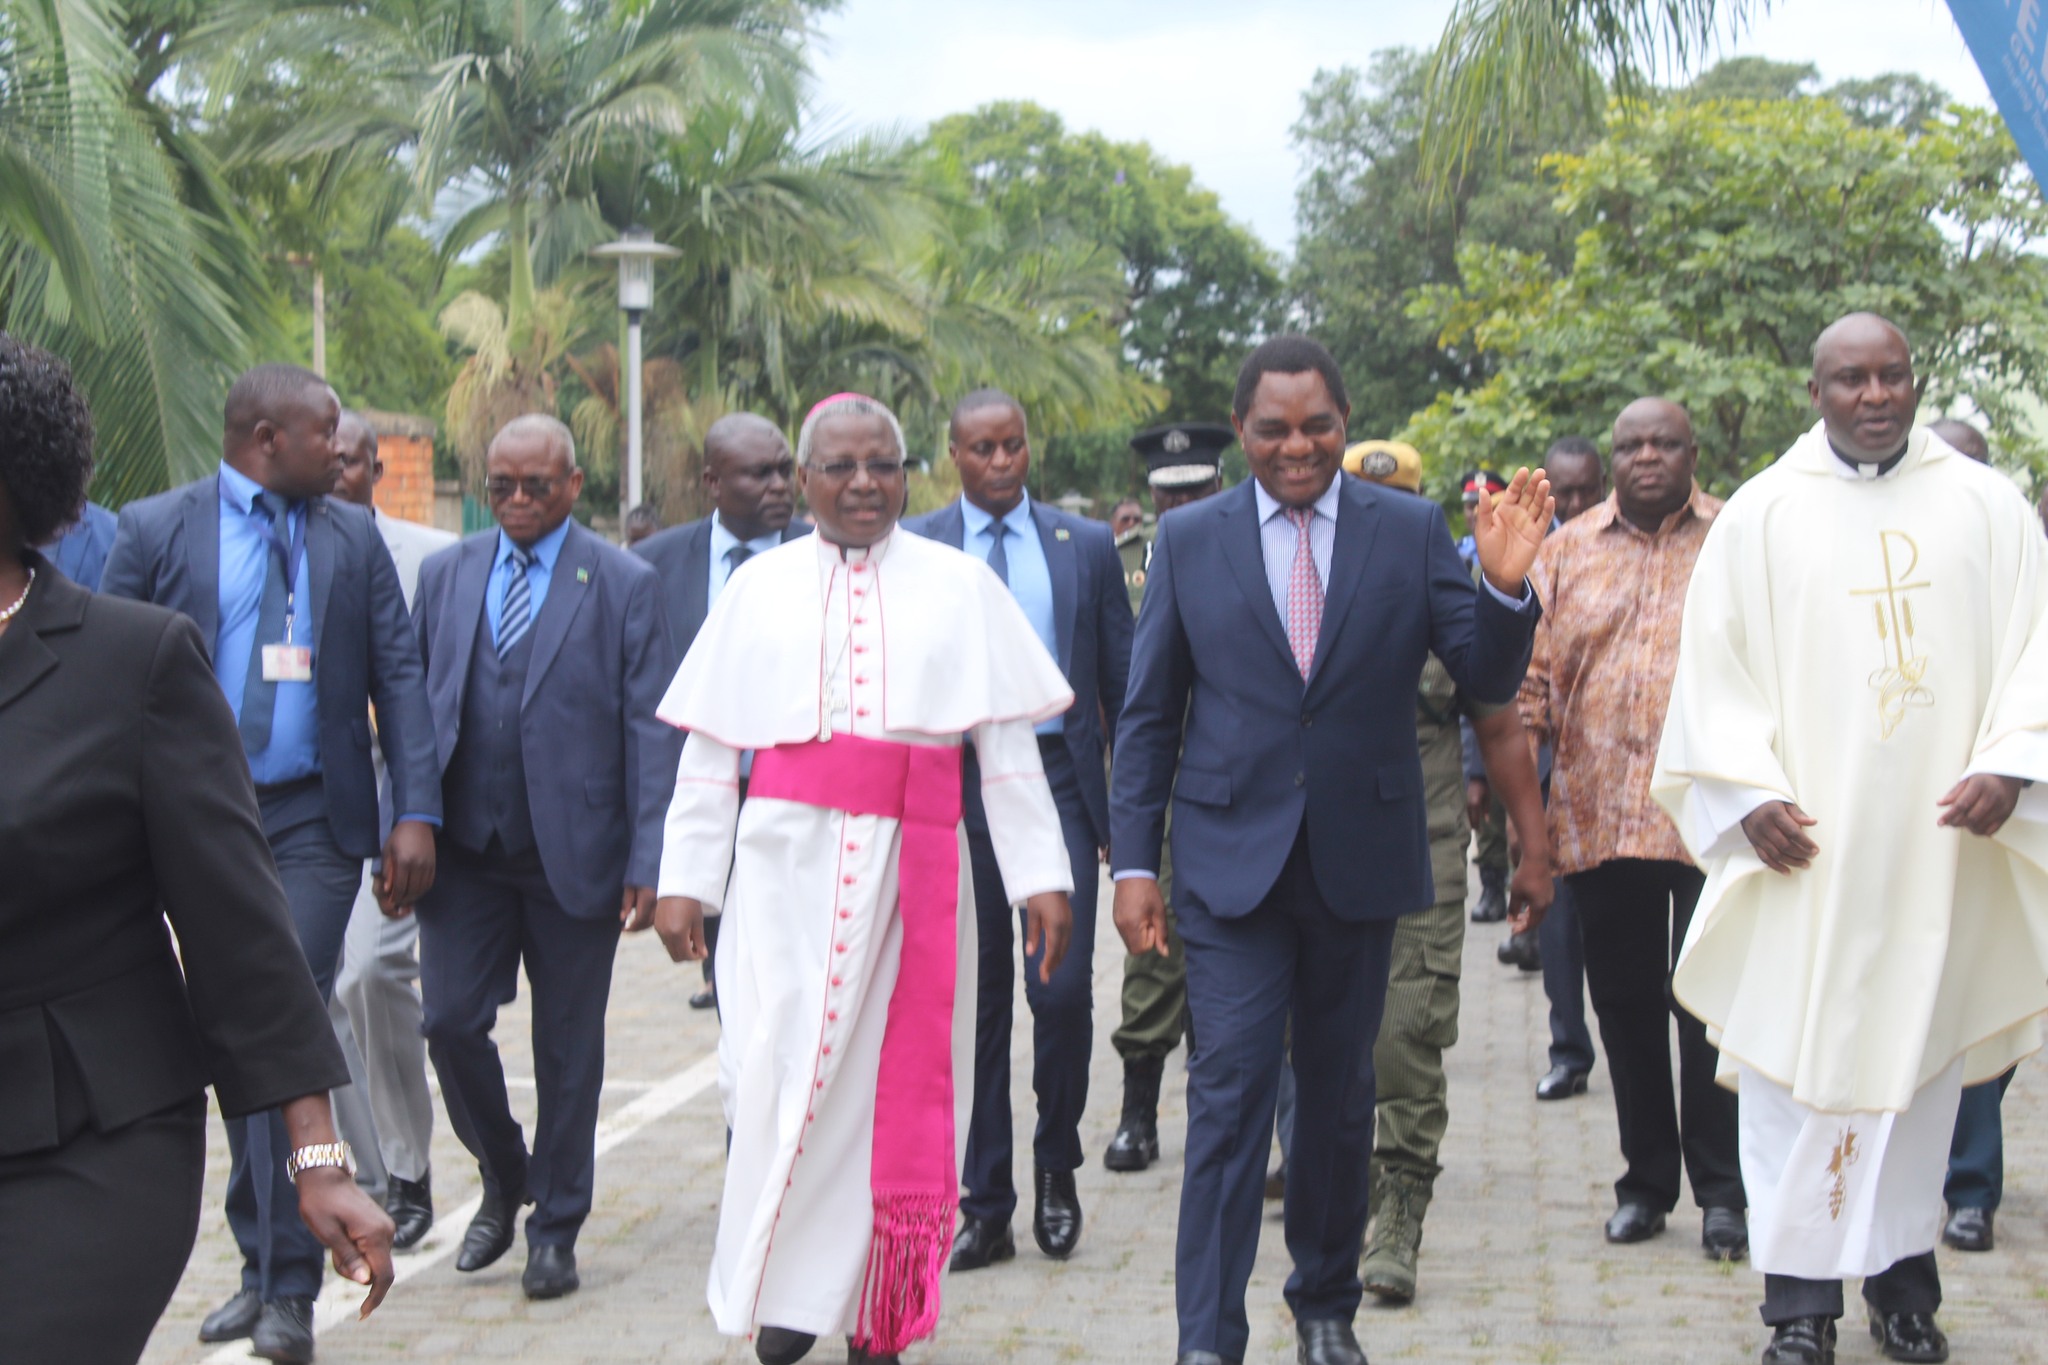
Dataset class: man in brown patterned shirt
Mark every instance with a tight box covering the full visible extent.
[1519,396,1747,1261]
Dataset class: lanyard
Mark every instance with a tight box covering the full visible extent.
[252,496,306,643]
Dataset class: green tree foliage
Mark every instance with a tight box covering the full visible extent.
[1289,50,1592,460]
[0,0,259,504]
[1399,95,2048,488]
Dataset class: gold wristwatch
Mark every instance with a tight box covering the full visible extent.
[285,1141,355,1180]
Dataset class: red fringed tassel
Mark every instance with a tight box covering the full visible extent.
[853,1189,955,1354]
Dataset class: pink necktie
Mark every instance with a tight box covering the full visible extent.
[1284,506,1322,678]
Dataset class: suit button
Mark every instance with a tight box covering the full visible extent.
[1302,714,1314,728]
[1294,772,1306,787]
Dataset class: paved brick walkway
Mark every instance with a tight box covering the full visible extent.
[143,872,2045,1364]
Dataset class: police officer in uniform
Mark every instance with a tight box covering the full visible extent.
[1342,441,1553,1304]
[1103,421,1231,1172]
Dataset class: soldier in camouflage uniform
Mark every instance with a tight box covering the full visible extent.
[1102,422,1231,1173]
[1346,442,1555,1303]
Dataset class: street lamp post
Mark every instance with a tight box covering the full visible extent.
[592,228,681,531]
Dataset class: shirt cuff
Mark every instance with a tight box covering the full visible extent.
[394,813,442,829]
[1482,577,1535,610]
[1111,869,1156,882]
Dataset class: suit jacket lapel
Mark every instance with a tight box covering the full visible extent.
[0,569,73,713]
[306,499,336,654]
[523,523,595,708]
[1306,478,1381,686]
[447,533,494,704]
[1220,484,1295,671]
[1034,503,1076,670]
[934,501,966,550]
[181,480,220,651]
[683,519,712,632]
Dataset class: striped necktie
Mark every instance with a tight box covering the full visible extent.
[1284,506,1322,678]
[497,546,535,657]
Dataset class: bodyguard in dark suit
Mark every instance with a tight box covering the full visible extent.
[40,498,115,589]
[0,334,394,1365]
[903,389,1134,1269]
[102,363,439,1360]
[633,413,807,1010]
[1109,337,1551,1365]
[412,414,676,1302]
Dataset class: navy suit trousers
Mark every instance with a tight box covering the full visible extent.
[1541,876,1596,1074]
[224,790,361,1300]
[417,841,620,1247]
[1175,823,1396,1360]
[960,738,1099,1224]
[1945,1068,2016,1211]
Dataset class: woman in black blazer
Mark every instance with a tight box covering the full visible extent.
[0,335,395,1363]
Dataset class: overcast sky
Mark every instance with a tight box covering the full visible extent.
[807,0,1993,253]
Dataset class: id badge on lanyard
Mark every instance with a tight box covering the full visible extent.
[258,501,314,683]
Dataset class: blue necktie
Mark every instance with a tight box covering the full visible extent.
[238,492,292,755]
[498,547,535,656]
[986,522,1010,585]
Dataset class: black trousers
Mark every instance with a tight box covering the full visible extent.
[1175,824,1396,1361]
[0,1093,206,1364]
[960,737,1100,1223]
[1763,1254,1941,1324]
[1567,857,1744,1212]
[417,841,621,1247]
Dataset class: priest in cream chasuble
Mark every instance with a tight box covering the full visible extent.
[1652,315,2048,1361]
[652,395,1075,1365]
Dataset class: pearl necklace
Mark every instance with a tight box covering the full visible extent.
[0,565,34,624]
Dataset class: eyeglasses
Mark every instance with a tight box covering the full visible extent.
[486,475,559,502]
[808,458,905,481]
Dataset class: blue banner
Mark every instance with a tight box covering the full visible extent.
[1949,0,2048,183]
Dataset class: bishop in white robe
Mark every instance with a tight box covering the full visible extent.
[653,394,1076,1365]
[1652,315,2048,1364]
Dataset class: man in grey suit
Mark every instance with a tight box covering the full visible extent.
[632,412,807,1009]
[326,411,457,1250]
[902,388,1134,1270]
[102,364,441,1362]
[410,414,675,1302]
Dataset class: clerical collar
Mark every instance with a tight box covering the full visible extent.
[1829,439,1908,480]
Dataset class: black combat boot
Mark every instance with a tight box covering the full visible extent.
[1103,1055,1164,1172]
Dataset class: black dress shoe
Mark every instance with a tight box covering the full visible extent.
[1868,1311,1948,1363]
[846,1341,900,1364]
[1033,1165,1083,1258]
[250,1296,315,1365]
[385,1171,434,1252]
[456,1186,525,1272]
[689,985,717,1010]
[947,1214,1015,1272]
[1604,1203,1666,1244]
[1942,1205,1993,1252]
[1296,1317,1367,1365]
[1762,1316,1836,1363]
[198,1289,262,1342]
[1535,1065,1590,1101]
[1175,1353,1240,1365]
[522,1243,580,1300]
[1701,1206,1749,1261]
[1496,929,1541,970]
[755,1325,817,1364]
[1104,1055,1164,1172]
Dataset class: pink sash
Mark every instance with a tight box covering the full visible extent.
[747,734,962,1354]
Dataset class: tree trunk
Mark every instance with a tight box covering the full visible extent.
[507,196,536,339]
[311,268,327,377]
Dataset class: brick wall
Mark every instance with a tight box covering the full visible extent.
[363,410,437,527]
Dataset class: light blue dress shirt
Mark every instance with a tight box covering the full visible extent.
[962,492,1063,736]
[484,519,572,644]
[216,462,320,785]
[709,516,786,607]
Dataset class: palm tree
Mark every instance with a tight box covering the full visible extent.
[0,0,259,502]
[412,0,805,339]
[1422,0,1767,185]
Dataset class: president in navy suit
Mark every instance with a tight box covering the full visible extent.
[633,414,808,1010]
[1109,337,1552,1365]
[410,414,675,1303]
[903,389,1134,1270]
[102,363,440,1357]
